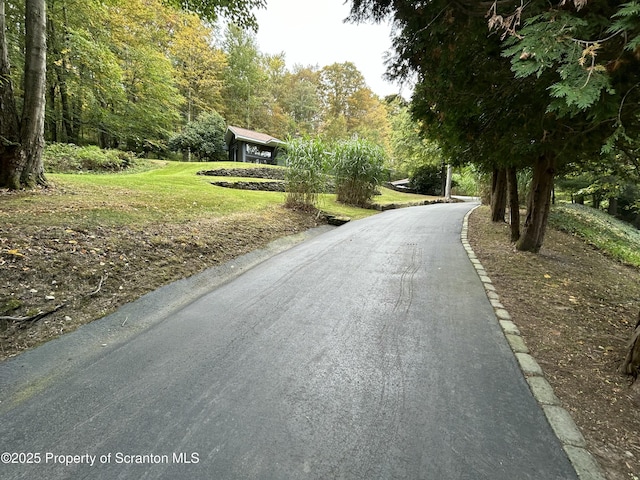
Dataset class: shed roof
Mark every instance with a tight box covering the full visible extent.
[225,126,285,147]
[390,178,411,186]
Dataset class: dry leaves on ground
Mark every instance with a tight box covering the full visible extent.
[468,206,640,480]
[0,207,320,361]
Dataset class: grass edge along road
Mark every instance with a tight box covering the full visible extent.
[0,161,437,360]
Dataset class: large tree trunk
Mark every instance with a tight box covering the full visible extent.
[506,166,520,242]
[0,0,47,189]
[20,0,48,187]
[516,154,555,253]
[607,196,618,217]
[0,0,21,187]
[490,168,507,222]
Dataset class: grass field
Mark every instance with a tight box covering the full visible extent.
[549,202,640,267]
[3,161,435,228]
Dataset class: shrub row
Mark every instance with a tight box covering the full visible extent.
[44,144,137,173]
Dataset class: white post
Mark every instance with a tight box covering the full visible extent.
[445,164,453,200]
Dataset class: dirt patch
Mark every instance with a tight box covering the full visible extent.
[468,206,640,480]
[0,206,321,361]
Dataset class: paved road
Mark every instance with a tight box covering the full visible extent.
[0,203,578,479]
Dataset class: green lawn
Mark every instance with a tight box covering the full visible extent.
[549,202,640,267]
[2,161,438,227]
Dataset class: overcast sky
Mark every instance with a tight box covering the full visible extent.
[253,0,405,98]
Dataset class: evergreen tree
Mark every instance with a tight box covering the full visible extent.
[348,0,640,252]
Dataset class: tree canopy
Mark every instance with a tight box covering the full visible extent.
[348,0,640,251]
[1,0,429,192]
[164,0,265,29]
[0,0,264,189]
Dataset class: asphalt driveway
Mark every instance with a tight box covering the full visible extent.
[0,203,578,479]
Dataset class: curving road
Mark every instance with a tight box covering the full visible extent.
[0,202,578,479]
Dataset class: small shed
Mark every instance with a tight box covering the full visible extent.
[225,126,285,165]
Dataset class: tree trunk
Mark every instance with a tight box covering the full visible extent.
[0,0,47,189]
[607,197,618,217]
[620,312,640,379]
[516,154,555,253]
[20,0,48,187]
[58,67,75,141]
[50,0,75,143]
[46,13,59,142]
[506,167,520,242]
[48,80,61,142]
[445,164,452,200]
[0,0,21,187]
[490,168,507,222]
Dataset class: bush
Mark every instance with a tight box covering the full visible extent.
[44,144,137,173]
[332,139,386,207]
[168,111,227,161]
[451,166,478,196]
[410,163,443,196]
[283,137,329,210]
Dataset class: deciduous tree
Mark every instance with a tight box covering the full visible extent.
[280,66,322,136]
[169,13,227,123]
[386,95,442,178]
[0,0,263,189]
[221,24,267,130]
[164,0,264,29]
[318,62,390,145]
[0,0,47,189]
[168,110,227,161]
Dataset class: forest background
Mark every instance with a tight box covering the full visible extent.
[2,0,435,181]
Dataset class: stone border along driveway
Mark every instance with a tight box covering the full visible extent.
[461,206,606,480]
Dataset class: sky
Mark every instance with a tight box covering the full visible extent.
[253,0,405,98]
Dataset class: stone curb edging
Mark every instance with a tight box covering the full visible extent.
[460,206,606,480]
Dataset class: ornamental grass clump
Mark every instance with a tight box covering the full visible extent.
[332,139,386,207]
[283,137,329,210]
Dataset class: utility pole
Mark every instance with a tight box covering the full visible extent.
[445,164,453,201]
